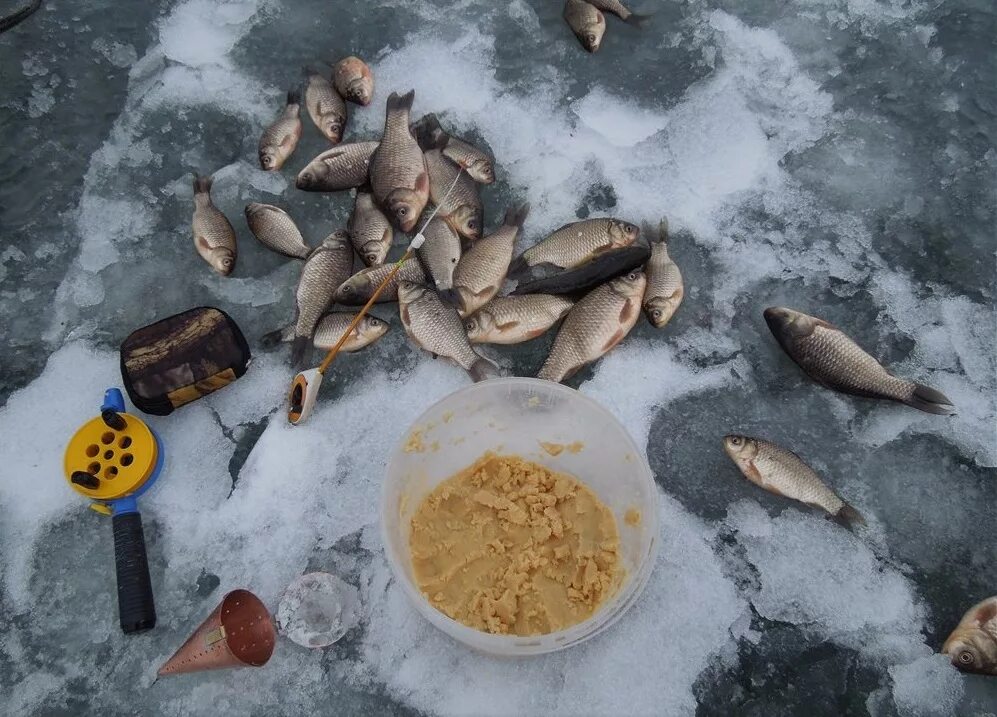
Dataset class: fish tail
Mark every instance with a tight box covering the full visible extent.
[303,65,325,77]
[387,89,415,112]
[905,383,955,415]
[504,203,531,228]
[468,357,501,383]
[833,503,866,529]
[260,328,285,349]
[193,174,213,194]
[286,87,301,105]
[624,12,652,27]
[657,216,669,241]
[290,336,311,368]
[507,255,528,278]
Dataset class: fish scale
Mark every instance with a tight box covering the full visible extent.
[466,295,574,345]
[514,218,639,274]
[305,73,347,144]
[332,259,426,305]
[296,142,379,192]
[563,0,605,52]
[245,203,311,259]
[259,91,302,171]
[292,232,354,354]
[192,176,237,275]
[348,192,393,266]
[440,136,494,184]
[370,91,428,231]
[643,223,683,328]
[425,149,483,238]
[452,204,528,316]
[417,216,462,295]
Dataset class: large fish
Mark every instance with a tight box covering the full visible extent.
[304,71,347,144]
[296,141,379,192]
[191,175,237,276]
[348,192,393,266]
[332,56,374,106]
[642,218,683,328]
[509,218,639,277]
[244,203,310,259]
[259,89,302,171]
[398,281,499,382]
[411,114,495,185]
[722,435,864,527]
[465,295,574,345]
[424,148,483,240]
[369,90,429,232]
[942,597,997,676]
[262,313,388,353]
[332,259,426,305]
[417,216,462,303]
[585,0,649,24]
[563,0,606,53]
[537,270,645,382]
[289,231,354,366]
[510,244,649,296]
[764,307,954,415]
[453,204,529,317]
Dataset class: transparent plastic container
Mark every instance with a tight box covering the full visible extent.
[381,378,659,656]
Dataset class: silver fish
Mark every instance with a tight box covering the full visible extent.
[764,307,955,415]
[722,435,864,527]
[332,56,374,106]
[537,270,646,382]
[348,192,393,266]
[332,259,426,305]
[942,597,997,676]
[290,230,354,366]
[262,313,388,352]
[465,295,574,345]
[304,71,347,144]
[244,203,310,259]
[585,0,649,24]
[259,89,302,171]
[412,114,495,185]
[370,91,429,232]
[510,218,639,275]
[192,175,237,276]
[563,0,606,53]
[642,218,683,328]
[453,204,529,317]
[397,281,499,382]
[296,141,379,192]
[424,148,483,240]
[417,215,462,303]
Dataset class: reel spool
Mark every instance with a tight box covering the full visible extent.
[63,388,163,633]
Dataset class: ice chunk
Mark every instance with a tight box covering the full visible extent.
[889,654,965,717]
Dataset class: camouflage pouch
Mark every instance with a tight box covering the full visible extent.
[120,307,251,415]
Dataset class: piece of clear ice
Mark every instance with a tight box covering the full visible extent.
[275,572,360,649]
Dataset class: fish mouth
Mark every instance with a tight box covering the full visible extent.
[763,306,792,332]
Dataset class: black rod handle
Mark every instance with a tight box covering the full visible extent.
[111,512,156,633]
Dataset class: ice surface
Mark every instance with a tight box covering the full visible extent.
[1,0,994,714]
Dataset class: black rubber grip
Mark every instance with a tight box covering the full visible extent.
[112,512,156,633]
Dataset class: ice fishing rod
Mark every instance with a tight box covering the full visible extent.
[287,168,464,425]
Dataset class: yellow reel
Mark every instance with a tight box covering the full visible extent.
[63,412,159,502]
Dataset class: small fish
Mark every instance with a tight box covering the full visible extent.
[332,56,374,106]
[262,313,388,352]
[511,244,649,296]
[370,90,429,232]
[417,216,462,303]
[332,259,426,305]
[259,89,302,171]
[304,71,347,144]
[192,175,237,276]
[296,141,379,192]
[764,307,955,415]
[585,0,649,24]
[348,192,393,266]
[398,281,499,382]
[722,435,864,527]
[537,270,646,382]
[244,203,310,259]
[411,114,496,185]
[453,204,529,317]
[424,149,483,240]
[290,231,354,366]
[942,597,997,676]
[510,218,640,277]
[563,0,606,53]
[642,218,683,328]
[466,295,574,345]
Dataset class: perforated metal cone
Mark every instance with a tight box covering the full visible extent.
[158,589,276,676]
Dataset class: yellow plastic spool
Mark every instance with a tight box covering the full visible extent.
[63,413,158,502]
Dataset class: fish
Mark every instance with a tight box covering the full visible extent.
[509,218,640,277]
[584,0,649,24]
[453,204,530,317]
[0,0,42,34]
[563,0,606,53]
[259,89,302,171]
[304,70,347,144]
[642,218,683,328]
[261,313,388,352]
[722,435,864,527]
[191,175,237,276]
[763,307,955,415]
[417,216,462,303]
[424,148,483,240]
[411,113,495,185]
[244,203,310,259]
[397,281,499,382]
[465,295,574,345]
[942,597,997,676]
[296,141,379,192]
[511,244,649,296]
[332,259,426,305]
[289,230,354,366]
[332,56,374,106]
[537,270,646,382]
[348,192,393,266]
[369,90,429,232]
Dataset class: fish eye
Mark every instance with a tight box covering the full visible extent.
[958,651,974,664]
[451,257,457,263]
[628,272,638,280]
[467,219,477,230]
[731,437,742,445]
[625,225,636,234]
[398,207,408,216]
[652,309,662,319]
[466,320,476,331]
[587,34,596,42]
[342,285,354,294]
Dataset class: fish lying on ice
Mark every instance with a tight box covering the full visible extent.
[259,89,302,171]
[304,70,347,144]
[348,191,393,266]
[417,216,462,304]
[563,0,606,53]
[332,259,426,305]
[296,141,379,192]
[333,56,374,106]
[424,148,483,240]
[942,597,997,676]
[465,295,574,345]
[642,218,683,329]
[369,90,429,232]
[244,203,311,259]
[411,114,495,185]
[509,217,639,277]
[192,175,237,276]
[510,244,649,296]
[262,313,388,352]
[453,204,529,317]
[289,231,354,366]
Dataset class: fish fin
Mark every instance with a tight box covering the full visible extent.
[399,304,411,326]
[642,217,669,243]
[525,327,548,339]
[279,133,297,149]
[831,504,865,529]
[504,203,531,228]
[194,234,212,252]
[286,88,301,105]
[496,319,521,331]
[290,337,310,368]
[193,174,213,194]
[624,12,652,27]
[975,601,997,624]
[618,297,638,324]
[812,317,843,332]
[742,461,769,489]
[414,171,430,195]
[260,329,285,349]
[469,357,501,383]
[600,327,626,352]
[387,89,415,112]
[592,240,616,255]
[905,383,955,415]
[507,255,530,277]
